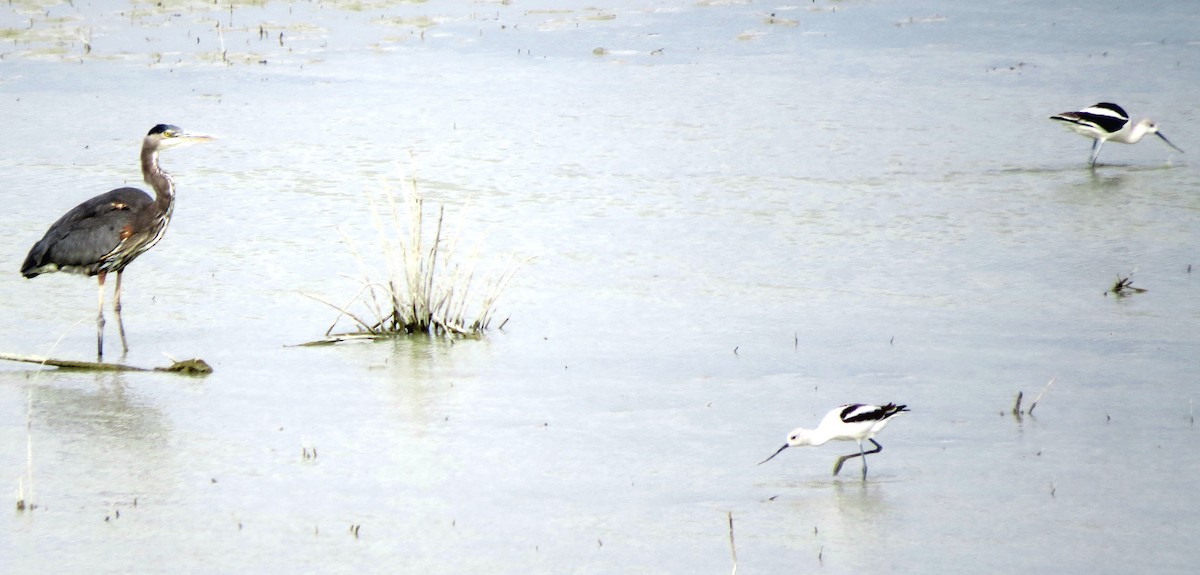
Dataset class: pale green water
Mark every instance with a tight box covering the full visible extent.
[1,1,1199,573]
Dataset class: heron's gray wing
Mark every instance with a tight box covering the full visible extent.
[22,188,153,275]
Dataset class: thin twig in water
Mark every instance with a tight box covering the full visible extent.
[18,389,34,511]
[1028,377,1055,415]
[305,288,377,335]
[727,511,738,575]
[338,229,388,327]
[1011,391,1024,417]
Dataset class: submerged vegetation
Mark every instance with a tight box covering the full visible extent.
[309,172,524,341]
[1109,272,1147,297]
[1009,377,1056,420]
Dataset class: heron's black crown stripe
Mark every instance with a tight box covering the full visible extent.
[147,124,177,136]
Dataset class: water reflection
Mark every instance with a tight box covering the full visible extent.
[381,337,482,433]
[766,479,896,560]
[1084,170,1128,192]
[23,371,177,510]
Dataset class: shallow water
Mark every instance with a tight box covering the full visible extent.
[1,1,1199,573]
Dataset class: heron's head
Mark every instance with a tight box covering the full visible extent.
[145,124,216,150]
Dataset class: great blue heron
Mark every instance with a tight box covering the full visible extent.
[20,124,213,360]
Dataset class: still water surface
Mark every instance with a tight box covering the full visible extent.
[1,1,1198,573]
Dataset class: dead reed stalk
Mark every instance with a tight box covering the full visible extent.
[1028,377,1055,415]
[727,511,738,575]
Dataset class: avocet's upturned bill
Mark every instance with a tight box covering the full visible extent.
[759,403,908,480]
[1050,102,1183,167]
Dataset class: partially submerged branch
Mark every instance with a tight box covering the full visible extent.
[0,353,212,374]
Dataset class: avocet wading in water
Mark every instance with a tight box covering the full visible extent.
[759,403,909,480]
[1050,102,1183,167]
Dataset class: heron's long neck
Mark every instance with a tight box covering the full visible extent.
[141,143,175,216]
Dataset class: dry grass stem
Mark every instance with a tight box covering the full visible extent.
[1028,377,1056,415]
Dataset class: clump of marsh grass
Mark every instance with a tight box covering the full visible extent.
[308,171,525,342]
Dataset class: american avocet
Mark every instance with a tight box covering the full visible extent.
[1050,102,1183,167]
[759,403,908,480]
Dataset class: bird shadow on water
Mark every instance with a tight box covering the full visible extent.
[759,469,910,497]
[1059,166,1179,197]
[761,476,898,539]
[992,162,1182,178]
[1079,170,1128,193]
[994,162,1189,200]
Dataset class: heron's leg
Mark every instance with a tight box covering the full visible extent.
[832,439,883,478]
[113,270,129,353]
[1089,139,1105,167]
[96,271,107,361]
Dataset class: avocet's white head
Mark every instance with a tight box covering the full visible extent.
[786,428,816,447]
[1125,118,1183,153]
[757,427,816,465]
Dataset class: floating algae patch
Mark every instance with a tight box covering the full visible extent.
[373,15,440,29]
[536,7,620,31]
[340,0,429,11]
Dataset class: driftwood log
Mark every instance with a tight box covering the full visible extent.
[0,353,212,375]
